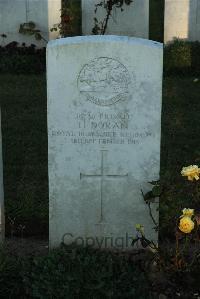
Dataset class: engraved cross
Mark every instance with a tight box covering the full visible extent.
[80,150,128,223]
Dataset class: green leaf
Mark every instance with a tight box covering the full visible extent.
[152,185,161,197]
[19,24,24,33]
[28,21,36,29]
[143,191,154,202]
[148,180,160,185]
[35,33,42,40]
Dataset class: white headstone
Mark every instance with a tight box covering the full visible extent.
[0,0,61,47]
[164,0,200,43]
[47,35,163,250]
[0,109,4,242]
[82,0,149,38]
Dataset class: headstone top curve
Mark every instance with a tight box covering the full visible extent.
[47,35,163,49]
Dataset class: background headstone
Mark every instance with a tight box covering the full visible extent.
[82,0,149,38]
[0,109,4,242]
[0,0,61,47]
[47,35,163,249]
[164,0,200,43]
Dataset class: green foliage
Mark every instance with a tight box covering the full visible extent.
[143,181,162,202]
[25,246,151,298]
[0,44,46,74]
[0,247,24,298]
[1,244,200,298]
[61,0,82,36]
[160,76,200,237]
[164,39,200,76]
[51,0,82,37]
[19,22,47,42]
[165,40,191,70]
[134,222,200,298]
[0,74,48,236]
[51,0,133,36]
[0,245,152,298]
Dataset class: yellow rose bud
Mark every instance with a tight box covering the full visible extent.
[135,224,141,230]
[135,224,144,235]
[179,216,195,234]
[181,208,194,218]
[181,165,200,181]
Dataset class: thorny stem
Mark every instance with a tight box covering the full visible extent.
[195,180,200,202]
[141,189,159,230]
[41,36,48,43]
[94,0,133,35]
[102,0,113,35]
[187,226,200,268]
[175,232,179,269]
[148,202,159,229]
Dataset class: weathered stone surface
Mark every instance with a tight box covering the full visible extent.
[164,0,200,43]
[0,109,4,242]
[82,0,149,38]
[47,35,163,249]
[0,0,61,47]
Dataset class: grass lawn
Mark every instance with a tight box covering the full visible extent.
[0,74,48,236]
[1,74,200,237]
[160,76,200,236]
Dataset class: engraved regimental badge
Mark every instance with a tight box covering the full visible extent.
[78,57,131,106]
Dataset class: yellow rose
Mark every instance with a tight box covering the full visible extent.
[181,208,194,218]
[179,216,195,234]
[181,165,200,181]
